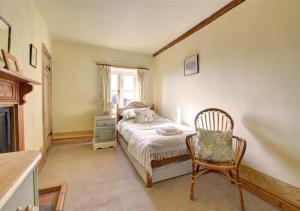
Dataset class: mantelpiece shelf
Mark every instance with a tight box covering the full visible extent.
[0,66,40,85]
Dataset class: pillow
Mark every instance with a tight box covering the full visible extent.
[120,109,136,119]
[120,108,148,119]
[134,108,154,123]
[195,129,233,162]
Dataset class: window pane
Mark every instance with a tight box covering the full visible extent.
[123,91,134,106]
[111,91,118,105]
[111,74,118,90]
[123,75,134,91]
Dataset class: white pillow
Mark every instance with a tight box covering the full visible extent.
[120,109,136,119]
[134,108,154,123]
[120,108,149,119]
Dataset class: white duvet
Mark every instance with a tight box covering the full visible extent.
[116,116,194,176]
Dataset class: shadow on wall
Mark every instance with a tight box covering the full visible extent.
[242,116,300,173]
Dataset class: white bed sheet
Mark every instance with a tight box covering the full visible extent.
[116,116,194,176]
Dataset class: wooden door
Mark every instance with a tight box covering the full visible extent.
[42,44,52,153]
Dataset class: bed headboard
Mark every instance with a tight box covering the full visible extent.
[116,101,155,123]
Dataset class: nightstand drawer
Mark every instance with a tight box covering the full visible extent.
[96,120,115,127]
[95,127,115,142]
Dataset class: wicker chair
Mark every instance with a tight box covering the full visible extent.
[186,108,247,211]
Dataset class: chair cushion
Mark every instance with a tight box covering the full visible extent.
[195,129,233,162]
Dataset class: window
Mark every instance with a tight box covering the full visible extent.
[110,67,137,107]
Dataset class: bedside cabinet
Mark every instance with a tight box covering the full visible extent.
[93,115,116,150]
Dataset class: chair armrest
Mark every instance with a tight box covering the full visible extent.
[186,133,197,141]
[232,135,247,168]
[185,133,197,160]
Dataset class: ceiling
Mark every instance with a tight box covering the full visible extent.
[34,0,231,54]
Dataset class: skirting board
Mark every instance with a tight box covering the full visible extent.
[53,130,93,140]
[238,165,300,210]
[52,137,92,145]
[52,130,93,145]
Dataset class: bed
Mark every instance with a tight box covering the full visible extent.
[116,101,193,187]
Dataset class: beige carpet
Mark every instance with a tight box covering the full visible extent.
[39,143,278,211]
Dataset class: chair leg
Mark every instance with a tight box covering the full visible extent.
[196,164,200,173]
[190,162,196,200]
[235,169,245,211]
[190,176,195,200]
[228,169,234,184]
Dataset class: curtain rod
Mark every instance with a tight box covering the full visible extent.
[96,63,149,70]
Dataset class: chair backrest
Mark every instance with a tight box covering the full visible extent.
[194,108,234,131]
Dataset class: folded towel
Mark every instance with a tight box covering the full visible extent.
[159,126,179,133]
[156,128,183,136]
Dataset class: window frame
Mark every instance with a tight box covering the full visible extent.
[110,67,138,107]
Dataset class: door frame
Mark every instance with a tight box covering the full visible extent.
[41,43,52,153]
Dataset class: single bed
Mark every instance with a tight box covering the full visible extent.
[116,101,193,187]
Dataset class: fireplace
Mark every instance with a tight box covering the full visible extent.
[0,107,13,153]
[0,66,40,152]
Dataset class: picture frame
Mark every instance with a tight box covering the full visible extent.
[184,54,199,76]
[29,44,37,68]
[1,49,20,72]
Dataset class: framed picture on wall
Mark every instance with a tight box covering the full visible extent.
[1,49,20,72]
[30,44,37,68]
[184,54,199,76]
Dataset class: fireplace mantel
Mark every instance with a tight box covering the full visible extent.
[0,66,40,151]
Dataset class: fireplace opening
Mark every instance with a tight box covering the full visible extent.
[0,107,13,153]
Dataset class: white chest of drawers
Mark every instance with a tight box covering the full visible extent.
[0,151,41,211]
[93,115,116,150]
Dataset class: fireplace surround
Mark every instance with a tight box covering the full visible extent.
[0,107,12,153]
[0,66,40,152]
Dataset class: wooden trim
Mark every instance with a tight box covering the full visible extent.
[42,43,52,61]
[39,183,67,211]
[151,154,190,167]
[42,43,53,154]
[96,63,149,70]
[232,165,300,210]
[0,66,40,85]
[53,130,93,140]
[146,172,152,188]
[16,104,24,151]
[0,79,18,102]
[52,137,92,145]
[240,177,300,210]
[19,83,33,105]
[153,0,245,57]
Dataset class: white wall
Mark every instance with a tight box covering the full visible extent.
[0,0,52,150]
[52,40,154,133]
[154,0,300,187]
